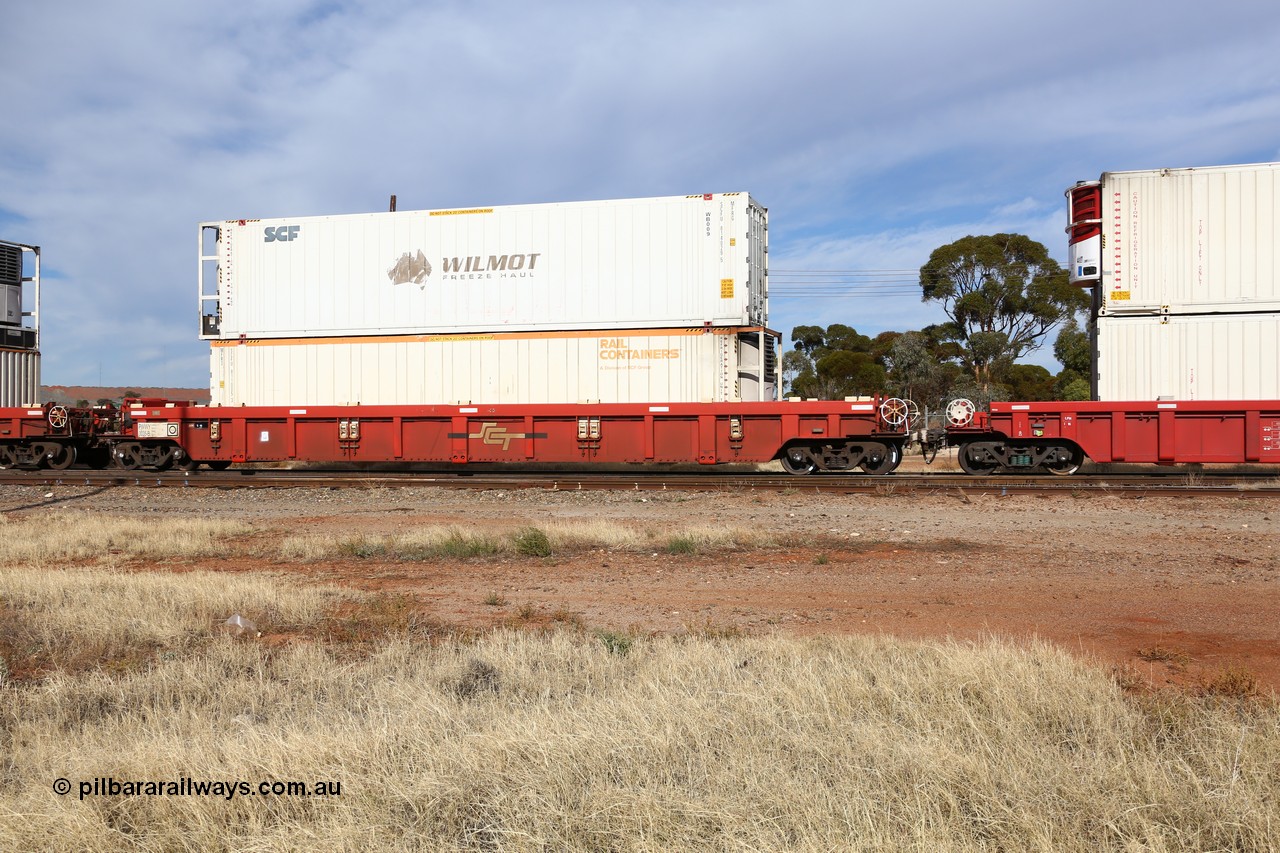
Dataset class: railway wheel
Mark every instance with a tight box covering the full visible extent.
[176,456,201,472]
[956,443,1000,475]
[779,446,817,475]
[1043,445,1084,476]
[860,443,902,475]
[0,445,16,469]
[206,460,233,471]
[46,444,77,470]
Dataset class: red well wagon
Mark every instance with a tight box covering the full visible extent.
[1,397,914,475]
[944,399,1280,474]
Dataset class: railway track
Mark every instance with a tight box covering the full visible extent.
[2,467,1278,497]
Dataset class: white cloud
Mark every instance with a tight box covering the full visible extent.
[2,0,1278,384]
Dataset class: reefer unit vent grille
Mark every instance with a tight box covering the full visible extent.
[0,246,20,287]
[764,335,778,383]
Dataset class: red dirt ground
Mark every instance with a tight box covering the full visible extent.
[8,482,1279,693]
[240,497,1279,694]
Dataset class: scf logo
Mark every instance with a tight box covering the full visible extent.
[264,225,300,243]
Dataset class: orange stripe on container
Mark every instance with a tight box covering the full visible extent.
[210,327,774,347]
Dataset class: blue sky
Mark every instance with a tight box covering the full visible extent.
[3,0,1279,387]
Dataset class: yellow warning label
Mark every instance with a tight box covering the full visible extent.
[429,208,494,216]
[729,238,736,246]
[720,278,735,298]
[1110,291,1131,301]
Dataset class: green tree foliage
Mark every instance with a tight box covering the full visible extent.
[1052,317,1094,400]
[787,316,1089,412]
[789,325,827,357]
[920,234,1089,393]
[1003,364,1056,401]
[1058,377,1092,401]
[819,324,873,355]
[1054,318,1092,375]
[784,324,888,399]
[883,330,962,412]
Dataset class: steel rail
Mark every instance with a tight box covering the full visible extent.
[2,468,1278,497]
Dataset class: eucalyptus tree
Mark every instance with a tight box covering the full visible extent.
[919,234,1088,393]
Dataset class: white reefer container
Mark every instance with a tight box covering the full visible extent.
[0,348,39,407]
[0,240,40,406]
[199,193,767,339]
[1067,162,1280,314]
[210,327,778,407]
[1095,312,1280,401]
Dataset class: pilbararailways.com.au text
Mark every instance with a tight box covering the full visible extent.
[54,776,342,801]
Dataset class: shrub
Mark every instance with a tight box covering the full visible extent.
[596,630,633,657]
[452,658,500,699]
[514,527,552,557]
[437,533,500,559]
[1200,666,1260,699]
[339,536,386,559]
[666,536,698,555]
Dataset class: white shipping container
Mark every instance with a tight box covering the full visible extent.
[1067,162,1280,314]
[210,327,777,407]
[200,193,767,339]
[1095,312,1280,401]
[0,348,39,407]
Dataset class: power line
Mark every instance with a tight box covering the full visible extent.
[770,280,919,283]
[767,267,934,297]
[770,291,921,297]
[771,268,919,273]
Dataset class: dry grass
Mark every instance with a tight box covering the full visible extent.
[0,512,251,565]
[0,571,1276,850]
[0,567,353,679]
[0,515,1277,849]
[279,520,780,562]
[1201,666,1262,699]
[1137,645,1193,669]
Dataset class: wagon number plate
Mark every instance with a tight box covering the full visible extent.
[137,422,180,439]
